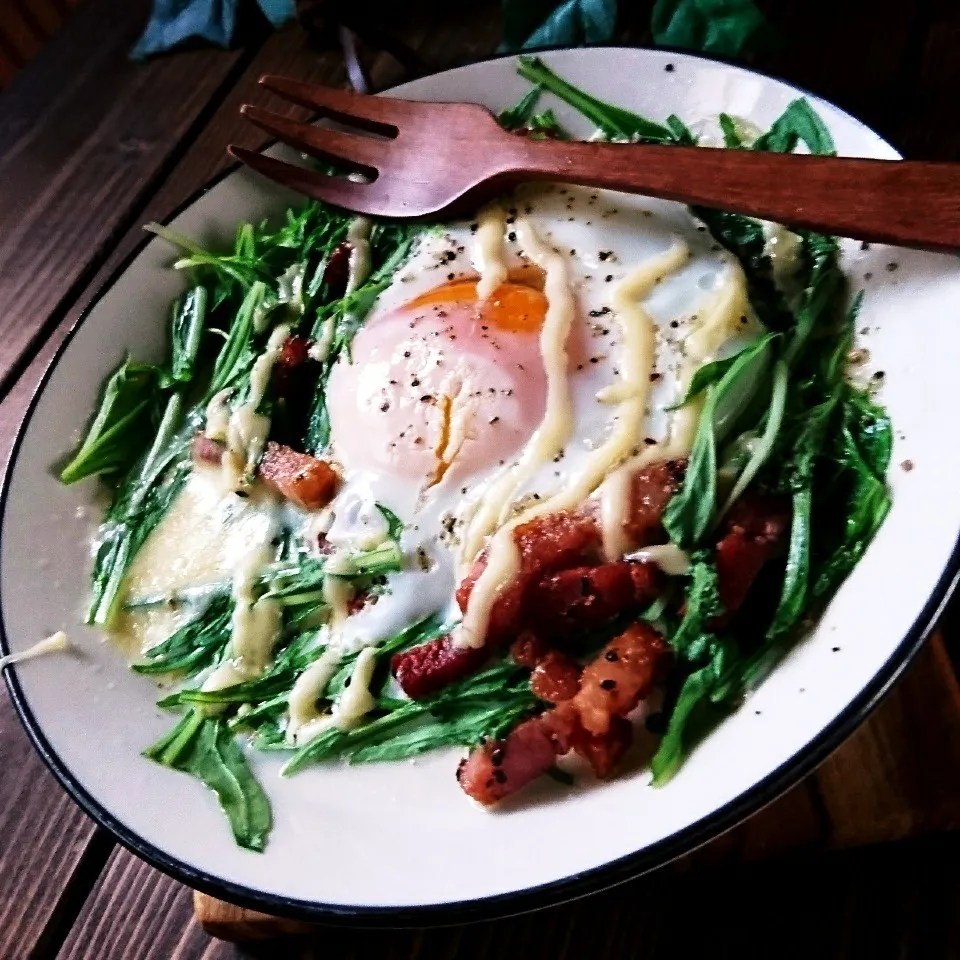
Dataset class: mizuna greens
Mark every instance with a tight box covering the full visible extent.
[61,58,891,849]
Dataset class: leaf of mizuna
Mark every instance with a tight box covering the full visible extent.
[668,556,724,658]
[498,84,545,129]
[59,359,163,484]
[144,714,272,851]
[664,336,772,546]
[375,503,404,541]
[517,56,678,143]
[663,384,718,546]
[500,0,617,52]
[669,333,775,409]
[169,285,208,384]
[753,99,836,156]
[205,280,267,400]
[649,663,711,785]
[766,486,813,639]
[651,0,768,58]
[813,393,892,599]
[719,113,743,148]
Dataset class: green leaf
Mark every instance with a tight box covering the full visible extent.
[669,333,775,410]
[651,0,769,57]
[753,99,836,156]
[498,84,545,129]
[375,503,404,542]
[718,113,743,148]
[664,335,772,546]
[669,555,724,657]
[500,0,617,52]
[206,281,267,401]
[169,285,208,384]
[517,56,679,143]
[59,360,164,485]
[663,384,718,546]
[144,713,272,851]
[132,594,233,677]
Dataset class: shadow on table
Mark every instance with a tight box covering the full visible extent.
[231,832,960,960]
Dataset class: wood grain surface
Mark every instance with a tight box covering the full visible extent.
[1,0,960,957]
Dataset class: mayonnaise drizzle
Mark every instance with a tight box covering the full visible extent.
[597,242,690,558]
[345,217,372,295]
[598,260,756,558]
[471,202,509,300]
[286,643,340,743]
[0,631,70,669]
[221,322,291,491]
[629,543,692,576]
[459,218,576,567]
[456,241,689,649]
[308,216,372,363]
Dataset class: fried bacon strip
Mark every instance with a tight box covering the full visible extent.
[258,441,340,510]
[392,460,686,699]
[456,623,670,805]
[715,493,792,616]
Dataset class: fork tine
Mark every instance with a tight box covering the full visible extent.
[259,75,404,135]
[227,146,381,214]
[241,105,388,172]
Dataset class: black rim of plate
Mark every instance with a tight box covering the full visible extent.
[1,45,956,928]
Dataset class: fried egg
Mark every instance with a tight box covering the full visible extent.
[321,184,759,650]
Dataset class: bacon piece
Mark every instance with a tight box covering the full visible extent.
[456,511,603,643]
[391,635,489,700]
[456,716,558,805]
[569,713,634,777]
[322,241,352,300]
[715,494,792,615]
[526,561,663,637]
[530,651,582,703]
[257,441,340,510]
[191,433,224,466]
[458,623,670,804]
[623,458,688,549]
[573,622,671,736]
[270,336,311,399]
[270,336,321,448]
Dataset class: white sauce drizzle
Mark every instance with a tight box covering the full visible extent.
[459,218,577,567]
[628,543,692,576]
[221,322,291,490]
[332,646,377,730]
[456,241,690,649]
[596,242,691,559]
[345,217,372,295]
[597,260,756,557]
[471,202,509,300]
[307,216,372,363]
[204,389,232,442]
[286,643,340,744]
[0,631,70,669]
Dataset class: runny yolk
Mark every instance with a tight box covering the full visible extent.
[405,280,548,335]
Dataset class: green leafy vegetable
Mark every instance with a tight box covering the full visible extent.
[59,361,164,485]
[651,0,769,58]
[753,99,836,156]
[376,503,404,542]
[132,594,233,676]
[144,712,271,851]
[517,56,681,143]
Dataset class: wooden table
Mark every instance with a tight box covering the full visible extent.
[2,1,960,956]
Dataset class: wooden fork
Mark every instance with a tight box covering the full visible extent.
[229,74,960,252]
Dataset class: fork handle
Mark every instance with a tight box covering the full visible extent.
[511,140,960,252]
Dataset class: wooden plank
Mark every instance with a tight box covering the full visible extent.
[55,847,232,960]
[0,2,263,954]
[815,636,960,844]
[0,700,113,960]
[0,0,249,401]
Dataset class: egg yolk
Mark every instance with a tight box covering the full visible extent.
[326,279,550,489]
[406,280,547,335]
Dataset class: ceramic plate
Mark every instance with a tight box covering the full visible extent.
[3,47,960,924]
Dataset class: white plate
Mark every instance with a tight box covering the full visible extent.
[3,47,960,924]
